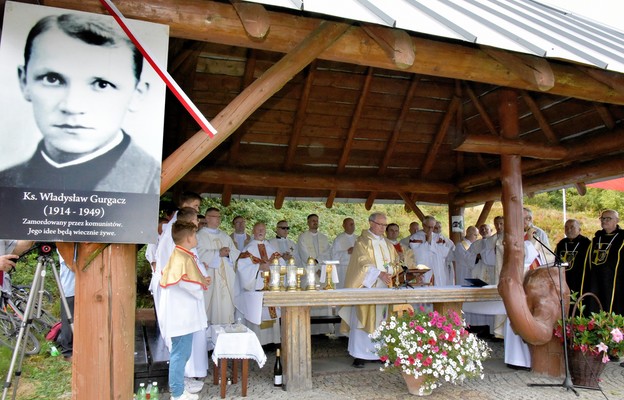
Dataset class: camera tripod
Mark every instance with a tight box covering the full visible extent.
[2,246,73,400]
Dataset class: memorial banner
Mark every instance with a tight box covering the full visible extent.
[0,1,169,244]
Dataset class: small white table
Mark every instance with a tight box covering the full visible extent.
[209,324,266,398]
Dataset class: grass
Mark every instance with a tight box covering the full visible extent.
[0,340,71,399]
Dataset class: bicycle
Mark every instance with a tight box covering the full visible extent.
[0,292,40,355]
[10,285,57,334]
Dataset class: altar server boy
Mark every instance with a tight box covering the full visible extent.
[159,221,210,400]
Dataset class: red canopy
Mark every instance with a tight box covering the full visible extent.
[587,177,624,192]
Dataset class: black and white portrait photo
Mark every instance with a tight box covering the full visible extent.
[0,2,169,243]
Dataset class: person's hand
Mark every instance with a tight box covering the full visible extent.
[219,247,230,257]
[259,262,270,272]
[0,254,18,272]
[379,271,392,286]
[347,246,353,255]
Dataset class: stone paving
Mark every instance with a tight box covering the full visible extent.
[166,336,624,400]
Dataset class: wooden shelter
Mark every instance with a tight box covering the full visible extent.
[2,0,624,397]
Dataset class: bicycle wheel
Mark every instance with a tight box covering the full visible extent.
[11,299,58,333]
[13,285,54,305]
[0,313,41,355]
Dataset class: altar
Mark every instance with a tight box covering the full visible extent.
[262,285,501,391]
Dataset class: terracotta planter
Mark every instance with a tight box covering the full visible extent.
[569,349,607,388]
[401,372,433,396]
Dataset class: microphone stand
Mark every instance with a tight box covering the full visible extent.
[527,233,578,396]
[401,265,414,289]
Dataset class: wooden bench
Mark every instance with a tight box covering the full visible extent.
[133,320,170,393]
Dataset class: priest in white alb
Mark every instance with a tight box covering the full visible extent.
[235,222,283,345]
[409,216,451,286]
[330,217,357,288]
[196,207,241,327]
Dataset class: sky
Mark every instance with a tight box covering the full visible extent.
[539,0,623,31]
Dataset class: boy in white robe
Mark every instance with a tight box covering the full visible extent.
[159,221,210,400]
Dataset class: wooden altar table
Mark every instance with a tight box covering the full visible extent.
[263,286,501,391]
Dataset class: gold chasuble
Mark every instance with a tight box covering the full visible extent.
[341,230,399,334]
[160,246,208,289]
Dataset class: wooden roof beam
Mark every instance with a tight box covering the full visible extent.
[284,62,316,171]
[399,193,425,222]
[41,0,624,105]
[361,24,415,69]
[365,74,420,209]
[230,0,270,40]
[464,83,498,136]
[454,153,624,206]
[455,134,567,159]
[521,90,558,143]
[475,200,494,227]
[169,41,203,74]
[482,47,554,91]
[327,67,373,207]
[274,188,285,209]
[457,127,624,189]
[183,168,456,194]
[160,20,351,193]
[420,96,460,177]
[580,66,624,96]
[593,103,616,130]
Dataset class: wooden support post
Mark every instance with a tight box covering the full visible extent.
[448,203,463,244]
[72,244,136,399]
[498,88,526,296]
[476,200,494,227]
[281,306,312,391]
[433,302,463,316]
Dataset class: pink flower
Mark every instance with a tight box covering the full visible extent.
[380,355,388,362]
[602,352,610,364]
[611,328,623,343]
[596,342,609,353]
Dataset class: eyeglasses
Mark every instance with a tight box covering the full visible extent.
[278,226,290,230]
[600,216,614,221]
[371,220,388,227]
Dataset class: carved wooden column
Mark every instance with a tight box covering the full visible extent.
[496,89,563,376]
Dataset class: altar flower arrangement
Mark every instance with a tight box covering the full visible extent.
[554,299,624,363]
[370,306,490,395]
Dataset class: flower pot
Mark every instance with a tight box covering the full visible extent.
[568,349,607,388]
[402,372,432,396]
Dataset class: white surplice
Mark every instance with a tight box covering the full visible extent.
[235,240,282,345]
[197,228,241,326]
[331,232,357,289]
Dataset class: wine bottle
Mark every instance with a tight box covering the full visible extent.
[273,348,283,387]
